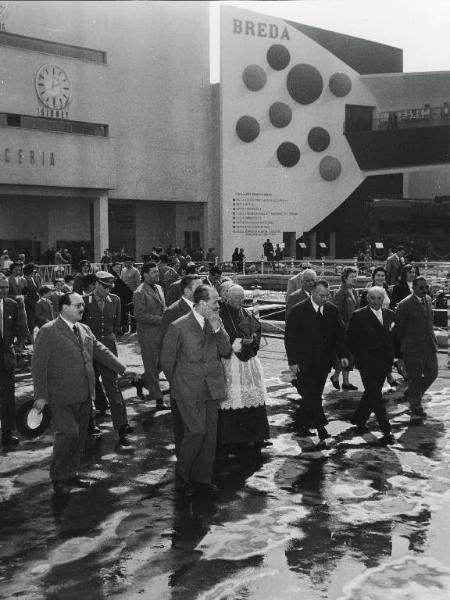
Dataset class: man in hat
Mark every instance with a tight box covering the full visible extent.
[32,291,135,496]
[82,271,134,447]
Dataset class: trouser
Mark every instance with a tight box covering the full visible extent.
[403,353,438,411]
[137,329,163,402]
[295,368,328,429]
[170,397,184,457]
[50,400,91,482]
[176,391,219,484]
[94,337,127,430]
[352,368,391,434]
[0,365,15,435]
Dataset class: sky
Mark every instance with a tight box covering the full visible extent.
[209,0,450,82]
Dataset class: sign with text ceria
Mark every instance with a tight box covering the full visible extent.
[35,64,72,119]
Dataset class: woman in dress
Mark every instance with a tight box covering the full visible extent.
[217,284,270,456]
[330,266,360,391]
[390,264,415,309]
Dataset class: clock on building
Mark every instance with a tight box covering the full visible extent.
[35,64,72,110]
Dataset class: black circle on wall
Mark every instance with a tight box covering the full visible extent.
[308,127,330,152]
[267,44,291,71]
[287,63,323,105]
[236,116,260,142]
[242,65,267,91]
[319,155,342,181]
[277,142,300,167]
[329,72,352,97]
[269,102,292,128]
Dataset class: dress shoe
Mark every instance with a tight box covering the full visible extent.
[342,384,358,391]
[302,440,327,452]
[118,435,132,448]
[135,378,145,399]
[411,408,427,419]
[193,482,219,493]
[155,402,169,411]
[353,424,370,435]
[296,426,315,437]
[317,426,331,441]
[119,424,134,435]
[329,376,340,390]
[176,481,195,497]
[375,433,395,446]
[53,481,71,496]
[1,433,19,447]
[68,476,91,488]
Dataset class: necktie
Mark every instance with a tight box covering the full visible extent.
[0,300,3,338]
[377,310,383,325]
[72,324,82,345]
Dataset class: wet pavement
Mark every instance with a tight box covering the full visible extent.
[1,336,450,600]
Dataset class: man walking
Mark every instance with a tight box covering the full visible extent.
[161,285,231,495]
[285,268,318,318]
[285,280,349,449]
[133,262,168,410]
[395,276,438,420]
[82,271,134,447]
[32,292,132,496]
[348,287,396,445]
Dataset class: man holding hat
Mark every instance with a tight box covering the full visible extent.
[82,271,134,447]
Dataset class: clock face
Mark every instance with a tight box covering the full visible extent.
[35,64,72,110]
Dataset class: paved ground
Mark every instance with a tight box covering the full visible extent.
[1,336,450,600]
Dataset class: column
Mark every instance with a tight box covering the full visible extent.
[310,230,317,259]
[329,231,336,258]
[92,194,109,262]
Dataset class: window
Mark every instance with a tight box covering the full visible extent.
[0,113,109,137]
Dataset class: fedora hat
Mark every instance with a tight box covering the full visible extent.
[16,399,51,439]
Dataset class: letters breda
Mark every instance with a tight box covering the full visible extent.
[233,19,290,40]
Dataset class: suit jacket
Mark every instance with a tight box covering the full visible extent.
[160,311,231,403]
[24,274,42,307]
[165,279,182,306]
[286,274,303,299]
[32,316,125,407]
[0,297,19,370]
[133,282,166,345]
[160,296,192,340]
[35,298,54,328]
[285,299,348,372]
[347,306,395,373]
[331,286,360,328]
[385,254,402,285]
[395,293,438,357]
[390,281,413,309]
[82,292,122,340]
[286,288,309,318]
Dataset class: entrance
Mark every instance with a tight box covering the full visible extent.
[282,232,296,258]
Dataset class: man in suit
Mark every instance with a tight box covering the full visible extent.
[160,274,202,456]
[35,286,55,328]
[82,271,134,447]
[348,287,396,445]
[32,291,133,495]
[286,268,318,318]
[203,265,223,293]
[285,279,349,449]
[395,276,438,420]
[385,245,405,285]
[0,274,25,446]
[160,284,231,496]
[133,262,168,410]
[165,262,197,306]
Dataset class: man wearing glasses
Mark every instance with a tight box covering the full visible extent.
[82,271,134,447]
[395,276,438,420]
[32,291,134,496]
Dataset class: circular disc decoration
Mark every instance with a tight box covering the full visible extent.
[277,142,300,167]
[236,116,260,143]
[269,102,292,128]
[319,156,342,181]
[308,127,330,152]
[267,44,290,71]
[329,72,352,97]
[242,65,267,91]
[287,64,323,105]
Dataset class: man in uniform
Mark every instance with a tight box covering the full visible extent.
[82,271,134,446]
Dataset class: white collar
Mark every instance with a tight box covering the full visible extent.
[60,315,77,331]
[192,308,205,328]
[370,306,382,314]
[311,298,322,314]
[182,296,194,309]
[302,289,310,297]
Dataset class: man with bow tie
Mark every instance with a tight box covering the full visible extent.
[133,262,168,410]
[348,286,396,445]
[395,276,438,420]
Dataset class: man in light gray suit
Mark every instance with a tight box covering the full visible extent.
[161,285,231,496]
[285,268,317,318]
[395,276,438,420]
[133,262,168,410]
[32,292,132,496]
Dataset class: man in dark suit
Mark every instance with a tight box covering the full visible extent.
[32,291,134,496]
[395,276,438,420]
[160,274,202,456]
[160,284,231,496]
[285,268,318,318]
[0,274,26,446]
[348,287,396,445]
[285,280,349,449]
[165,262,198,306]
[203,265,222,293]
[82,271,134,447]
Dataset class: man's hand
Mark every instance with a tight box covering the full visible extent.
[122,369,138,382]
[206,311,223,331]
[289,364,299,376]
[33,398,48,413]
[341,358,349,369]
